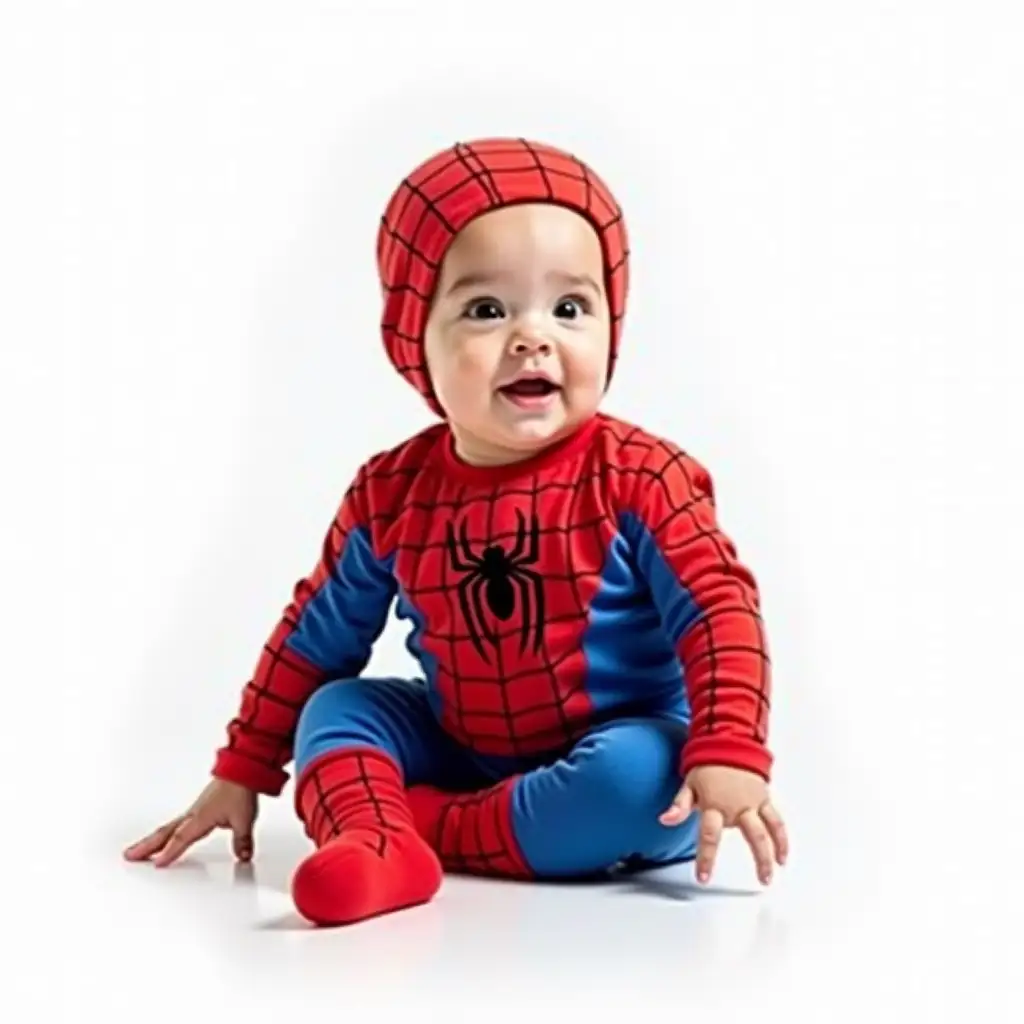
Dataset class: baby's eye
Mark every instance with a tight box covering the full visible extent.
[463,298,505,320]
[554,295,590,319]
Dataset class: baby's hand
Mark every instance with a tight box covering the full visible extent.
[659,765,788,886]
[123,778,259,868]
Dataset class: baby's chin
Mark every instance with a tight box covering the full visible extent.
[486,402,580,452]
[498,423,565,453]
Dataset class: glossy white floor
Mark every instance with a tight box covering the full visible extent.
[92,805,827,1017]
[39,778,1009,1023]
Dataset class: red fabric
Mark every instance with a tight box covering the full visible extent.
[407,779,532,879]
[376,137,629,415]
[290,747,442,926]
[212,413,773,793]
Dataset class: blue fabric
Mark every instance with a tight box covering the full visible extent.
[575,527,691,722]
[510,716,699,875]
[294,677,698,876]
[284,526,396,677]
[619,510,707,648]
[293,676,501,788]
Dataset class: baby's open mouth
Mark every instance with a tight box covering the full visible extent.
[498,378,560,397]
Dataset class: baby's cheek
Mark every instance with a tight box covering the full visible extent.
[453,342,498,385]
[433,351,487,411]
[567,351,608,394]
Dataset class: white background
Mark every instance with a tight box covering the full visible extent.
[5,0,1023,1018]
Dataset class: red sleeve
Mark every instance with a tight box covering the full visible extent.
[211,461,396,795]
[627,442,773,781]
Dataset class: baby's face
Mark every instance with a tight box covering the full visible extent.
[424,203,611,465]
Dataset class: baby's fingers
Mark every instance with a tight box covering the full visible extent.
[231,827,254,863]
[738,808,775,885]
[760,801,789,865]
[123,817,184,861]
[659,783,694,826]
[695,808,724,884]
[152,814,213,868]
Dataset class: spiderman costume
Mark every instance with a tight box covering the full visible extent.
[211,139,773,925]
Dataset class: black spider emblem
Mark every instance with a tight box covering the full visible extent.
[446,510,545,661]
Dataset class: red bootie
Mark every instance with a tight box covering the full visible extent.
[292,747,442,926]
[406,779,533,879]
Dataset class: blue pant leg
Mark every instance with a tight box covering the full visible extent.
[294,676,479,788]
[509,718,700,877]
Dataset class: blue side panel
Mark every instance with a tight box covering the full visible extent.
[284,525,397,674]
[393,585,443,719]
[619,510,707,646]
[578,522,691,725]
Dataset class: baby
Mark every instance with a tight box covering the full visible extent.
[125,138,789,926]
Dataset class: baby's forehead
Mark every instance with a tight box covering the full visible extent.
[442,204,604,266]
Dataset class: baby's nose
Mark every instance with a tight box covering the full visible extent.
[512,329,551,353]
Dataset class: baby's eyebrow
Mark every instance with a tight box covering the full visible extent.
[547,271,602,294]
[445,271,507,295]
